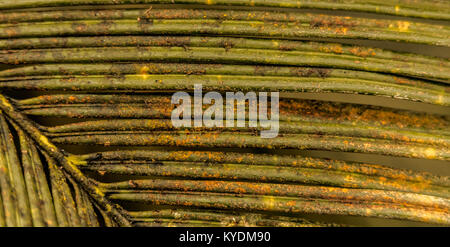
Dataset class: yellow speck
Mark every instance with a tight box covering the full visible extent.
[424,148,437,159]
[139,66,150,80]
[344,175,354,182]
[397,21,410,32]
[263,196,276,209]
[272,40,279,48]
[395,5,400,13]
[206,0,214,5]
[436,94,444,104]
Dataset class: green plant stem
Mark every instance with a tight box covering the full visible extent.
[0,116,17,226]
[129,209,335,227]
[82,150,450,187]
[80,189,100,227]
[1,47,448,82]
[0,193,5,227]
[3,63,447,91]
[0,94,133,226]
[1,37,447,68]
[17,95,449,133]
[17,129,46,226]
[0,0,448,20]
[3,74,449,105]
[45,154,82,226]
[67,176,90,226]
[0,8,448,37]
[0,19,448,46]
[23,132,58,226]
[83,161,450,198]
[133,221,224,227]
[40,119,450,147]
[0,115,32,226]
[51,131,450,160]
[108,191,450,224]
[132,218,309,227]
[21,104,174,119]
[101,179,450,209]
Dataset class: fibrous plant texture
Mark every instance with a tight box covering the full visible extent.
[0,0,449,227]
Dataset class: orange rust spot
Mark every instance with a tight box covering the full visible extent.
[286,201,296,207]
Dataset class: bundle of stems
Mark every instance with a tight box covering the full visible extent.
[0,0,448,20]
[0,8,448,39]
[5,86,448,226]
[0,0,449,227]
[108,190,450,224]
[2,46,448,82]
[84,148,450,224]
[17,94,450,137]
[1,37,447,68]
[39,119,450,147]
[0,113,101,226]
[0,63,447,89]
[80,149,450,224]
[0,18,448,46]
[81,149,450,185]
[13,93,450,159]
[0,8,447,35]
[102,179,450,214]
[15,94,449,123]
[15,94,450,156]
[86,161,450,199]
[0,94,133,226]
